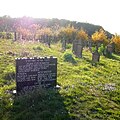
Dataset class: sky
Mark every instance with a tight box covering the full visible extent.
[0,0,120,34]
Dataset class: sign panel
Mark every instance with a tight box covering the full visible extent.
[16,57,57,94]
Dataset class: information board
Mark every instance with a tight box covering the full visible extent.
[16,57,57,94]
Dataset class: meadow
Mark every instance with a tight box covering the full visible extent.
[0,39,120,120]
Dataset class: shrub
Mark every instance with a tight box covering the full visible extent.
[3,65,15,81]
[92,44,106,55]
[0,32,6,39]
[66,44,72,49]
[98,44,105,55]
[6,32,14,39]
[92,46,96,53]
[33,46,43,51]
[63,52,76,63]
[112,34,120,54]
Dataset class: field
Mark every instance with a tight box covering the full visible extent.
[0,39,120,120]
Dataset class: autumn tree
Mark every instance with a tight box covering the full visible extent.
[76,28,88,40]
[92,29,108,51]
[59,25,77,43]
[36,27,53,47]
[111,34,120,54]
[17,27,31,40]
[72,28,88,58]
[59,25,77,51]
[29,24,40,41]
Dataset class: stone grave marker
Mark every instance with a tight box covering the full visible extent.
[106,44,113,55]
[16,56,57,94]
[92,51,100,62]
[62,38,66,51]
[73,40,84,58]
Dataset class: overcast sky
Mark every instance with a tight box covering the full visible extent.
[0,0,120,34]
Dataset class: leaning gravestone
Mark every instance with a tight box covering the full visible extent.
[16,56,57,94]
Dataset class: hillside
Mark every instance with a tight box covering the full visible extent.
[0,39,120,120]
[0,16,113,38]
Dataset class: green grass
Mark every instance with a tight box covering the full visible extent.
[0,39,120,120]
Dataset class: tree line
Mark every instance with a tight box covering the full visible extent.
[0,15,120,55]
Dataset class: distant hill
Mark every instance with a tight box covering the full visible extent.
[0,16,113,38]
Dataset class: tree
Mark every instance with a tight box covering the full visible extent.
[92,29,108,51]
[111,34,120,54]
[72,28,88,58]
[59,25,77,43]
[29,24,40,41]
[58,25,77,51]
[76,28,88,40]
[17,27,31,40]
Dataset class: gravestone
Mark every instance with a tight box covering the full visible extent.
[106,44,113,55]
[92,51,100,62]
[88,39,92,52]
[73,40,84,58]
[72,40,77,54]
[16,56,57,94]
[47,36,51,48]
[62,38,66,51]
[14,32,17,41]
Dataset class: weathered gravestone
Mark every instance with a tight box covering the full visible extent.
[62,38,66,51]
[72,40,77,54]
[72,40,84,58]
[92,51,100,62]
[106,44,113,55]
[14,32,17,41]
[16,56,57,94]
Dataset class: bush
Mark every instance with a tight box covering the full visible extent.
[112,34,120,54]
[98,44,105,55]
[92,44,106,55]
[92,46,96,53]
[0,32,6,39]
[33,46,43,51]
[0,32,13,39]
[6,32,14,39]
[3,65,15,81]
[63,52,76,63]
[66,44,72,49]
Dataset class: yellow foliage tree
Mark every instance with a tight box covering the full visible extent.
[111,34,120,53]
[92,29,107,43]
[91,29,109,52]
[29,24,40,40]
[59,25,77,43]
[17,27,31,40]
[76,28,88,40]
[37,27,52,36]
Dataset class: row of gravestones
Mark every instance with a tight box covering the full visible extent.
[62,39,114,62]
[14,32,59,48]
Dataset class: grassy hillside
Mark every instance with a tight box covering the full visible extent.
[0,39,120,120]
